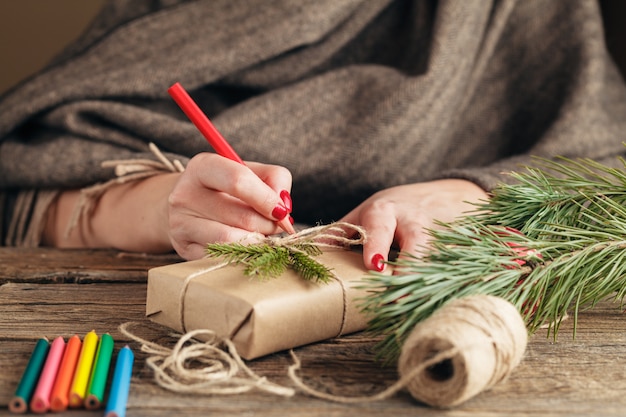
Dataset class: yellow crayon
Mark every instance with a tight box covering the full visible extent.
[68,330,98,408]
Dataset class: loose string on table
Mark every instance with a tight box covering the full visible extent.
[119,322,295,397]
[120,294,527,408]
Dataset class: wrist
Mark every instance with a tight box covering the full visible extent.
[44,173,181,253]
[91,173,180,252]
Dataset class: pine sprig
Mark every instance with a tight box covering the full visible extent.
[242,247,290,278]
[477,156,626,236]
[205,241,333,283]
[361,156,626,362]
[289,251,333,283]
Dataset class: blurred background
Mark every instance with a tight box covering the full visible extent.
[0,0,624,96]
[0,0,104,94]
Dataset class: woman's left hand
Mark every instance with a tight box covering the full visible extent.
[339,179,489,271]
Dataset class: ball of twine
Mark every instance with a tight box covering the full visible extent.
[397,294,527,407]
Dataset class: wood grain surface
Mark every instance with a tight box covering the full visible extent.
[1,248,625,416]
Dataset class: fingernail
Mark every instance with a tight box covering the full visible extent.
[272,203,289,221]
[288,215,294,225]
[371,253,385,272]
[280,190,292,212]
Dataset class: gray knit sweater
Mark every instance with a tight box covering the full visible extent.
[2,0,626,245]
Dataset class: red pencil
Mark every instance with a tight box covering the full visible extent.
[168,82,295,235]
[168,82,244,164]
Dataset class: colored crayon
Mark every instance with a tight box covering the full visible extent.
[9,338,50,414]
[85,333,115,410]
[69,330,98,408]
[104,345,134,417]
[50,335,82,412]
[30,336,66,413]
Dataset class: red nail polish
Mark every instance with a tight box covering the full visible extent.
[371,253,385,272]
[288,215,294,225]
[272,204,289,221]
[280,190,292,212]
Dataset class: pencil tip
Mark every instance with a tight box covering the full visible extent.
[278,217,296,235]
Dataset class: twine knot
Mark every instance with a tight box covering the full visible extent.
[265,222,367,249]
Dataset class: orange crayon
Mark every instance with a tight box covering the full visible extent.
[50,335,82,412]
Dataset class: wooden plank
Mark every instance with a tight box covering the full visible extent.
[0,282,147,339]
[2,263,626,415]
[0,247,181,284]
[0,282,413,416]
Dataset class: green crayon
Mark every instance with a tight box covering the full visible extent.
[85,333,115,410]
[9,338,50,414]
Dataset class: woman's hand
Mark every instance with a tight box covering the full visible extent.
[168,153,293,259]
[340,179,489,271]
[45,153,293,260]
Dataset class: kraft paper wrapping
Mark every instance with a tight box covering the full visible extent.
[146,249,374,360]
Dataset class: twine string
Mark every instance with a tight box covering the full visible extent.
[177,222,367,336]
[121,295,526,406]
[286,346,462,403]
[119,322,296,397]
[265,222,367,250]
[287,295,527,407]
[66,142,185,238]
[178,262,229,333]
[398,295,528,407]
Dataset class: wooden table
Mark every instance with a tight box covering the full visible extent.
[1,247,625,416]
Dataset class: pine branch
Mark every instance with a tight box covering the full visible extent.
[242,247,290,279]
[477,156,626,236]
[205,241,333,283]
[361,156,626,362]
[289,251,334,284]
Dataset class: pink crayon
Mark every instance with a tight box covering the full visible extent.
[30,336,66,413]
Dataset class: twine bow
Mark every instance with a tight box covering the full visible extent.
[266,222,367,248]
[205,222,368,284]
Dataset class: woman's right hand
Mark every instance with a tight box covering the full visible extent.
[44,152,293,260]
[167,152,293,259]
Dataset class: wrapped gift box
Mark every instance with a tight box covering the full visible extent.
[146,248,376,359]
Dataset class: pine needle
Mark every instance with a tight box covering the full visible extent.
[205,241,333,283]
[361,156,626,362]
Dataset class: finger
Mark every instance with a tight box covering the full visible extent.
[169,171,281,236]
[248,161,295,225]
[394,218,430,259]
[169,215,266,260]
[247,161,293,198]
[186,154,294,231]
[341,204,397,272]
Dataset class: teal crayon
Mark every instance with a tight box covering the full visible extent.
[104,345,134,417]
[9,338,50,414]
[85,333,115,410]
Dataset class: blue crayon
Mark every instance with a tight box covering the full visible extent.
[104,345,134,417]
